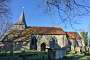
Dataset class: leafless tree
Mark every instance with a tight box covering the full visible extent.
[41,0,90,28]
[0,0,11,38]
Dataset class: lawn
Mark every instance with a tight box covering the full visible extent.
[0,50,48,60]
[65,52,90,60]
[0,50,90,60]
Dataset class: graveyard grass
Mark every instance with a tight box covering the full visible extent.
[0,50,90,60]
[65,51,90,60]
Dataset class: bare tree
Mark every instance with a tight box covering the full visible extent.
[0,0,11,38]
[42,0,90,28]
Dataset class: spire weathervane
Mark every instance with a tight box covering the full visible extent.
[22,6,24,12]
[22,6,24,9]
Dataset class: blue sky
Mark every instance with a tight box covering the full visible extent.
[10,0,90,33]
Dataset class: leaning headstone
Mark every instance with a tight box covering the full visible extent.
[48,48,55,60]
[55,48,66,59]
[48,47,66,60]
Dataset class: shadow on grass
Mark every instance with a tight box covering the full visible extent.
[0,52,90,60]
[0,51,48,60]
[64,54,85,60]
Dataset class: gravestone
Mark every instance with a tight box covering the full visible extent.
[48,47,66,60]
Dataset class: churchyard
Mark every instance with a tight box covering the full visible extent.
[0,49,89,60]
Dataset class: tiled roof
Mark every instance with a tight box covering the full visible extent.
[1,26,66,41]
[66,32,81,40]
[28,26,66,35]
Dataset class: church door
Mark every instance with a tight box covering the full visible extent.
[41,43,46,51]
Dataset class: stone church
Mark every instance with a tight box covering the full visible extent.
[0,11,82,52]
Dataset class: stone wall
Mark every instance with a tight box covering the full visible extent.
[0,34,69,52]
[35,35,68,51]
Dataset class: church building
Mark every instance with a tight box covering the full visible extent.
[0,11,82,52]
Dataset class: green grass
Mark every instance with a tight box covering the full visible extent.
[80,52,90,60]
[80,56,90,60]
[0,50,90,60]
[0,50,48,60]
[65,52,90,60]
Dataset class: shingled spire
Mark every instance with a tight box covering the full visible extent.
[16,11,26,26]
[14,10,27,30]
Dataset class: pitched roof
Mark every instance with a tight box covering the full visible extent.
[66,32,81,40]
[28,26,66,35]
[1,26,66,41]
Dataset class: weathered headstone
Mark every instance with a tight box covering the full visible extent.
[48,48,66,60]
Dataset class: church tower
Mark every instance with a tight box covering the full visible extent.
[13,11,27,30]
